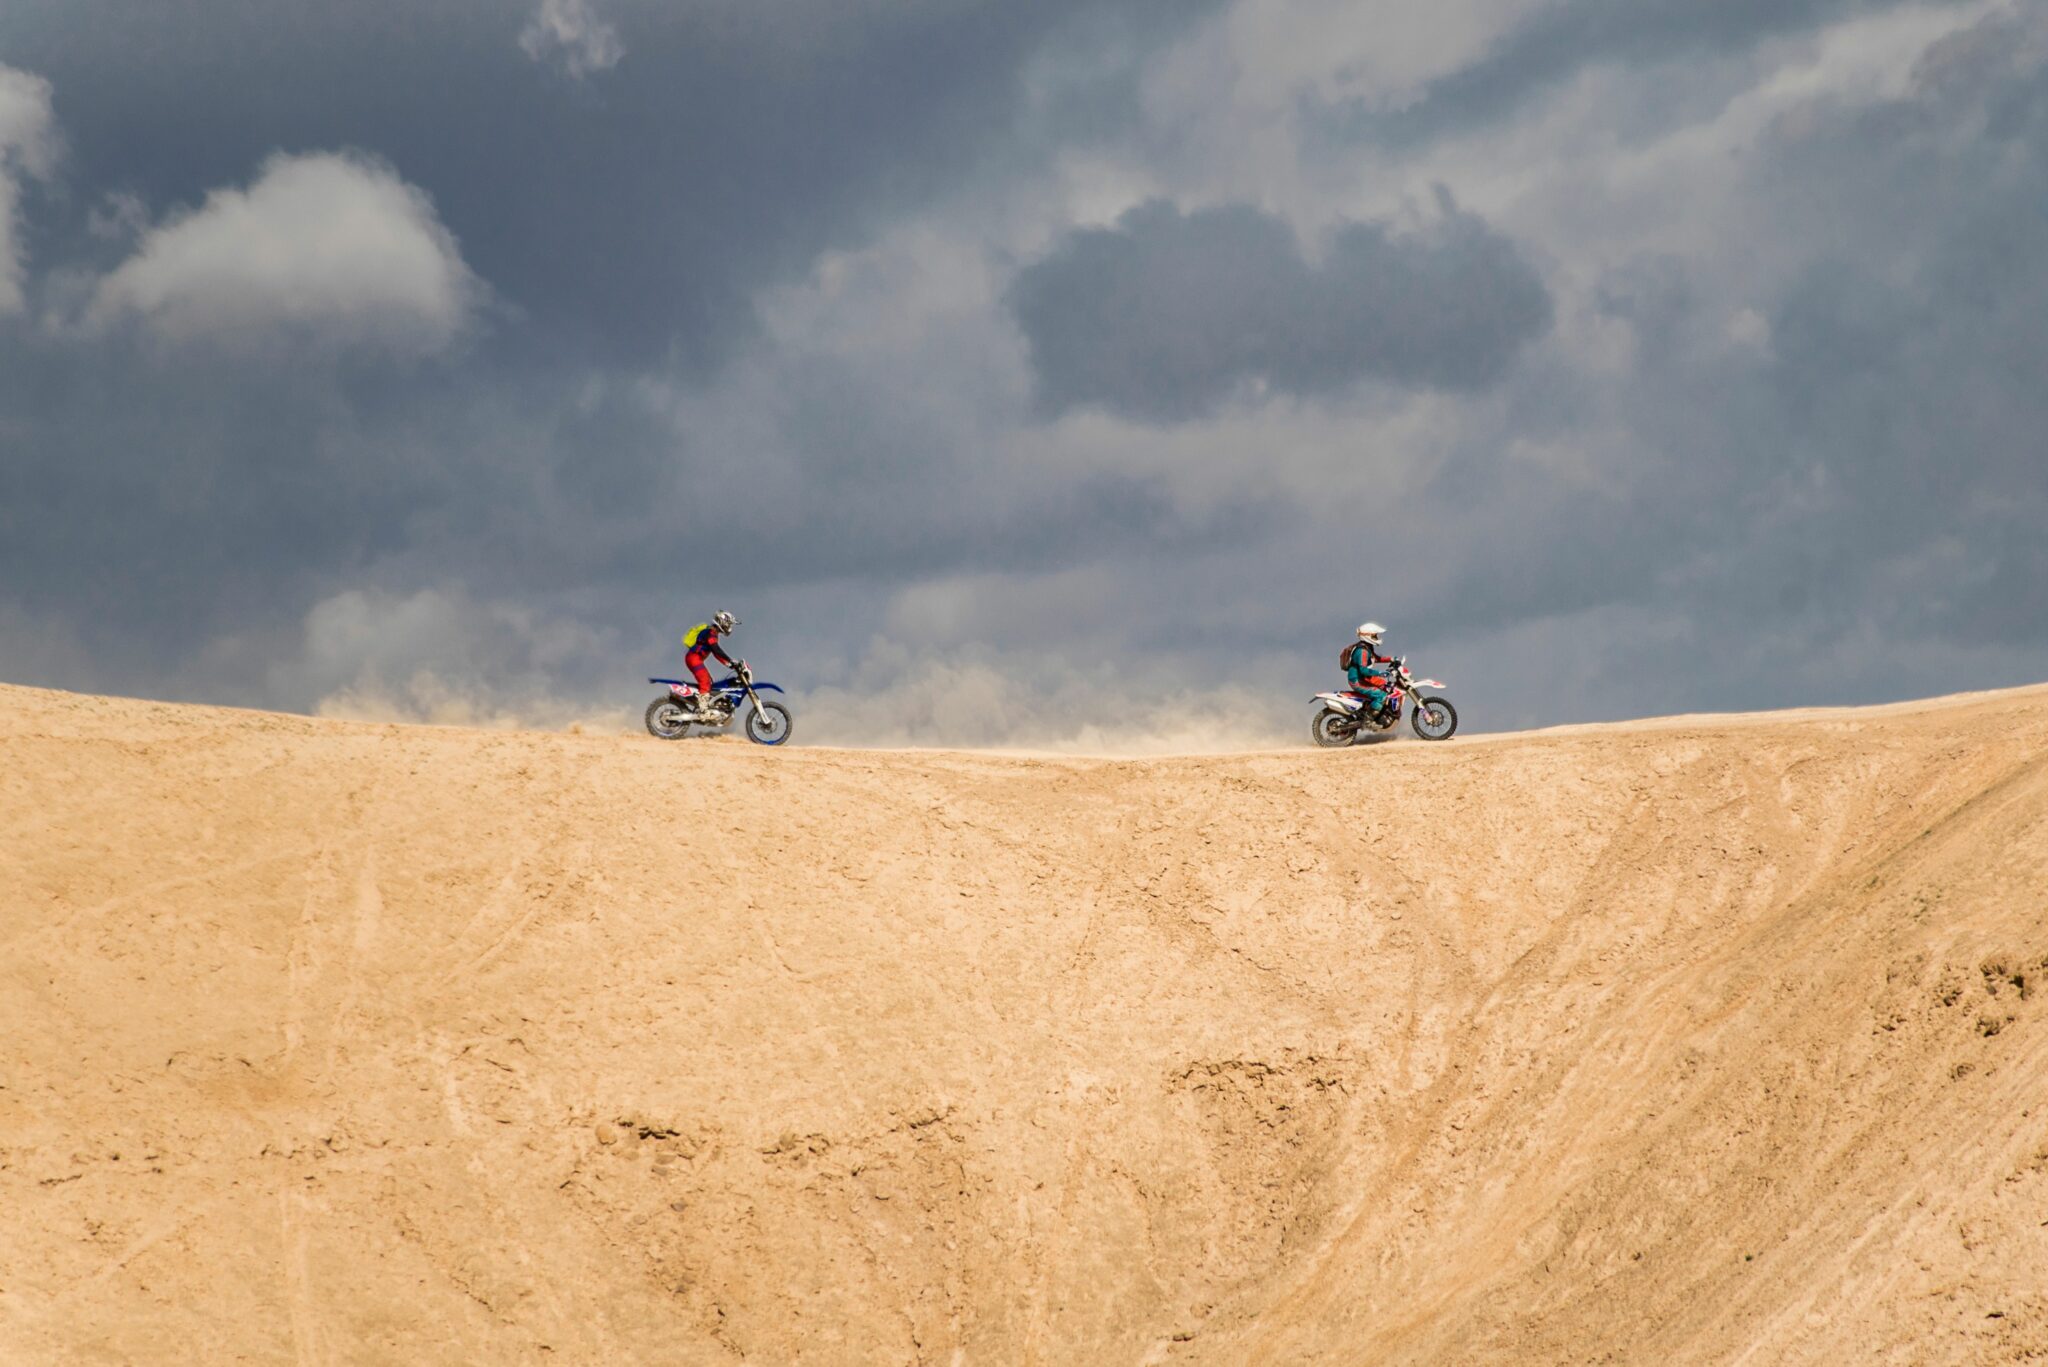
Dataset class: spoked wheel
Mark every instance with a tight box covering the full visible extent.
[745,701,793,746]
[1311,710,1360,748]
[645,697,690,740]
[1410,696,1458,741]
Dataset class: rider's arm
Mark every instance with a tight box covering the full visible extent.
[710,638,735,666]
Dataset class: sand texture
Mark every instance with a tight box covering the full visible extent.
[3,681,2047,1364]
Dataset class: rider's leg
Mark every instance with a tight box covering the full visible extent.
[688,657,714,710]
[675,655,708,713]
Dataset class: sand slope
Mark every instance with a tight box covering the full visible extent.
[3,681,2046,1364]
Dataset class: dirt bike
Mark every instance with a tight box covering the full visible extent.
[1310,658,1457,747]
[645,661,793,746]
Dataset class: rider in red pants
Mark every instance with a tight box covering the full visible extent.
[677,611,740,713]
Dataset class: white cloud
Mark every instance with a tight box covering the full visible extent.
[1225,0,1526,114]
[519,0,625,79]
[85,189,150,243]
[88,151,480,354]
[0,65,58,317]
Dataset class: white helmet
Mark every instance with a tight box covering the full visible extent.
[1357,622,1385,645]
[713,610,739,633]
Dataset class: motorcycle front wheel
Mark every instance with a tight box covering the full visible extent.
[745,700,794,746]
[646,697,691,740]
[1410,696,1458,741]
[1311,710,1359,748]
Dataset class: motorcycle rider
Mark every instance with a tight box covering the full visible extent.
[675,611,741,715]
[1343,622,1396,714]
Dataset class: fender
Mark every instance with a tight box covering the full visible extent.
[1411,678,1446,689]
[1312,691,1363,712]
[651,675,786,694]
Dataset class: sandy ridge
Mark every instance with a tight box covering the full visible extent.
[2,680,2046,1363]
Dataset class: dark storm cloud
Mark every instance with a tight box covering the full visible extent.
[1008,195,1552,422]
[0,0,1217,369]
[1417,6,2048,668]
[0,334,491,677]
[0,298,1274,696]
[0,0,1225,698]
[4,0,2047,733]
[1316,0,1974,147]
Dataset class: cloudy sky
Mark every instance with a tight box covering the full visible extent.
[1,0,2043,744]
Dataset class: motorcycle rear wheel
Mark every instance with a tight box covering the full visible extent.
[645,697,690,740]
[1410,696,1458,741]
[1311,710,1359,748]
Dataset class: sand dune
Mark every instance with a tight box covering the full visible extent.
[3,680,2046,1364]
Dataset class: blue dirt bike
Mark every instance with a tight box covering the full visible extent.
[645,661,793,746]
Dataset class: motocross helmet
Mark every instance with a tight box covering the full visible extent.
[713,610,739,633]
[1357,622,1385,645]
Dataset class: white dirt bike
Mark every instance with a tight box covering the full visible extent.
[1310,658,1458,747]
